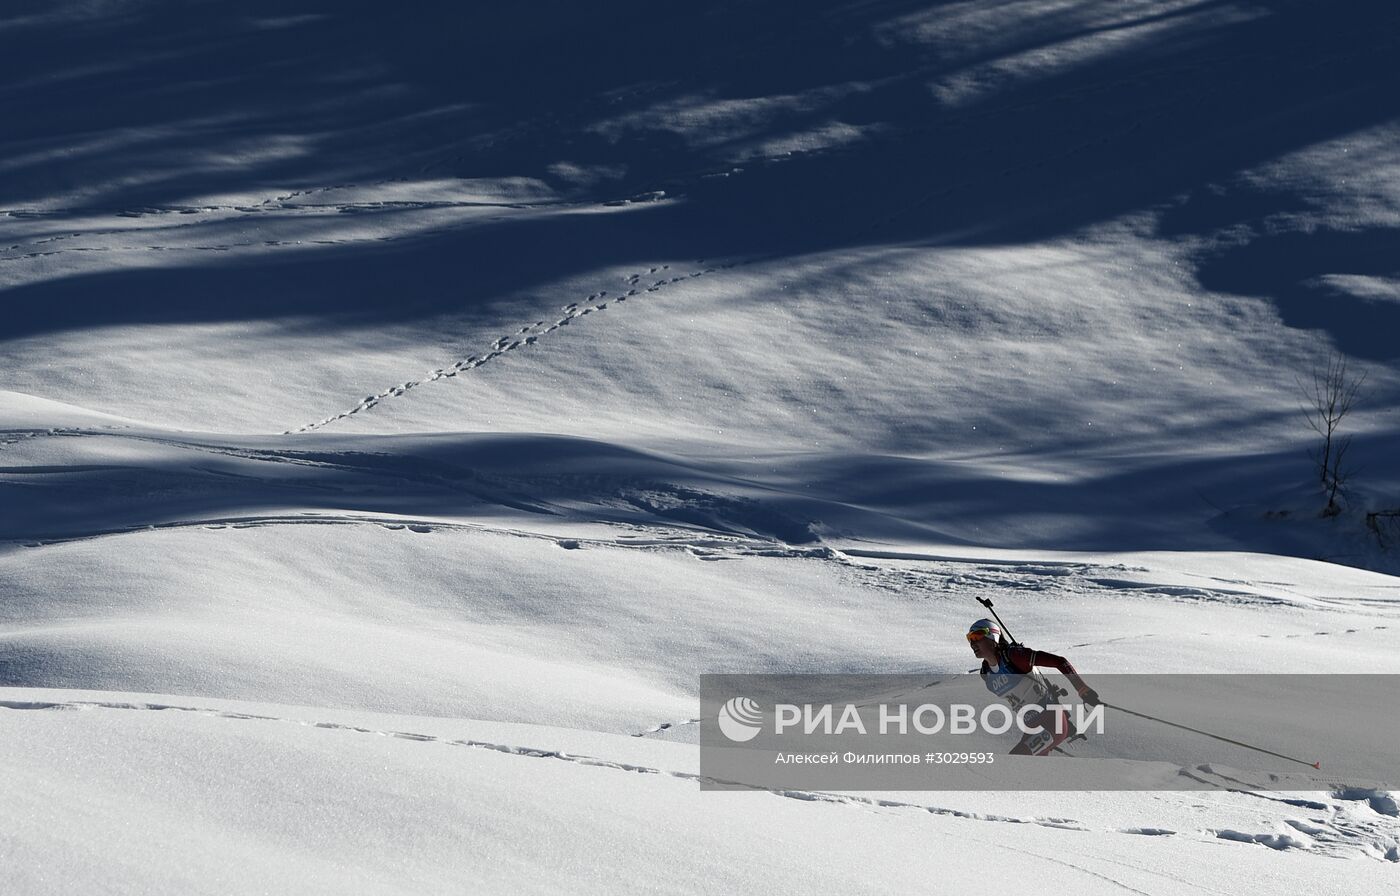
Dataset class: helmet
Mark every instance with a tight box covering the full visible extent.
[967,618,1001,645]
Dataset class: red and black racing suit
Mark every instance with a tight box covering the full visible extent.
[981,645,1093,755]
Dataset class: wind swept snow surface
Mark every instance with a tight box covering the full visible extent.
[4,0,1400,892]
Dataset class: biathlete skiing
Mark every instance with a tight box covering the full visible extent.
[967,618,1100,756]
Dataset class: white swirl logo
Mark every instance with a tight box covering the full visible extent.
[717,696,764,742]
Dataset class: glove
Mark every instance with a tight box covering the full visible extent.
[1078,687,1100,707]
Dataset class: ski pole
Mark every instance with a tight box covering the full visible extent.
[975,597,1018,644]
[1102,701,1320,769]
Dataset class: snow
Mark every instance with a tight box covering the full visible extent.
[4,0,1400,891]
[5,692,1399,893]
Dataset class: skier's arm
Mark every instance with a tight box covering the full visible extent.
[1026,649,1099,705]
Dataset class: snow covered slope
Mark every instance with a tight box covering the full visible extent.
[5,692,1399,894]
[4,0,1400,891]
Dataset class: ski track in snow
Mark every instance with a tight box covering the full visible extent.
[0,184,655,259]
[631,717,701,737]
[832,552,1396,616]
[7,498,1398,632]
[6,509,832,566]
[0,203,515,263]
[11,433,1380,625]
[2,697,1394,864]
[0,427,94,455]
[0,429,46,449]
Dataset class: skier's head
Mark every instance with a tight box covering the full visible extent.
[967,618,1002,661]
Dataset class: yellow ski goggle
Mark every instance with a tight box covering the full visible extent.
[966,629,995,643]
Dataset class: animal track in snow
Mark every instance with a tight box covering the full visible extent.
[288,258,745,433]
